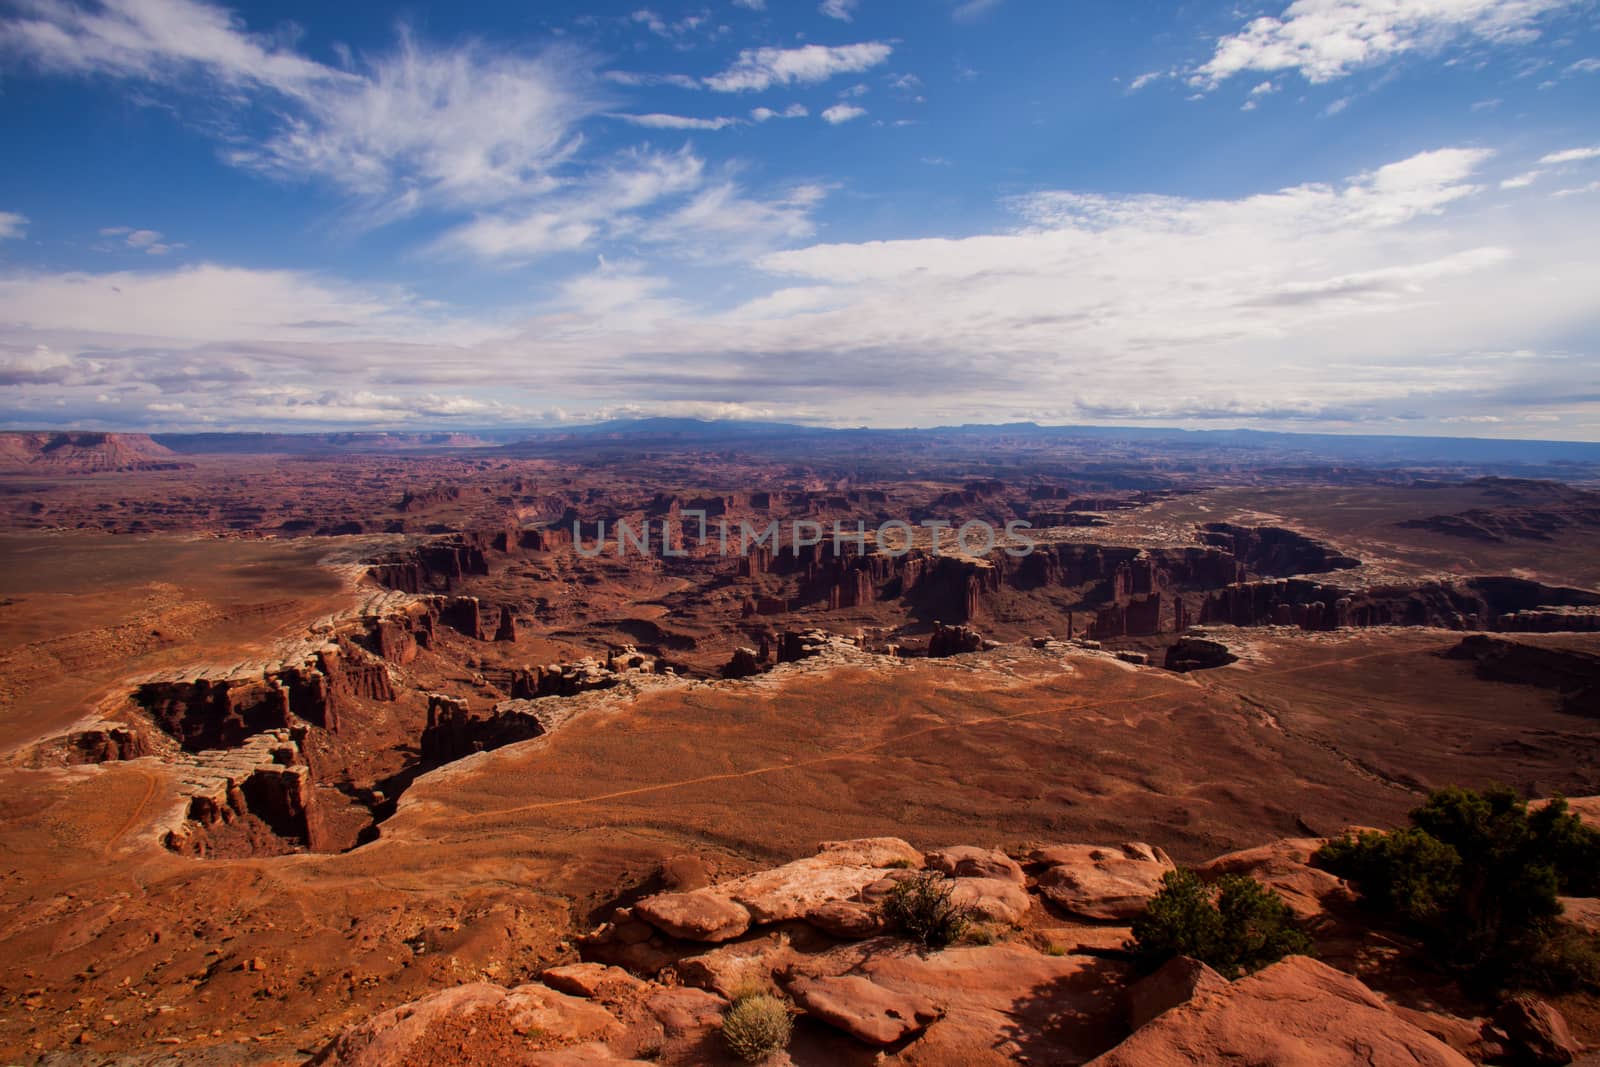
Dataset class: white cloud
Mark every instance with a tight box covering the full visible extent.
[633,182,825,262]
[1192,0,1581,89]
[602,69,702,89]
[1551,180,1600,198]
[751,103,808,121]
[3,141,1598,436]
[732,0,766,9]
[705,42,892,91]
[99,225,181,254]
[228,32,595,211]
[819,0,859,21]
[1128,71,1163,91]
[1497,146,1600,190]
[629,8,716,40]
[614,112,739,129]
[821,103,867,123]
[1540,146,1600,165]
[0,212,26,240]
[953,0,1002,20]
[0,345,75,385]
[1565,57,1600,73]
[434,147,826,263]
[3,3,599,216]
[0,0,343,94]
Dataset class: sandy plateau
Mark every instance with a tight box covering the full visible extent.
[1,427,1599,1065]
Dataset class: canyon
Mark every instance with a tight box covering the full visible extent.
[0,424,1597,1065]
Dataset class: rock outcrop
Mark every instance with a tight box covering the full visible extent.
[1086,956,1474,1067]
[1031,843,1177,921]
[162,728,331,856]
[1445,633,1600,716]
[419,695,548,764]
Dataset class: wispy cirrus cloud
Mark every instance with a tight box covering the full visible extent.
[612,112,740,130]
[433,146,825,263]
[2,0,601,217]
[1191,0,1582,89]
[98,226,183,255]
[705,42,892,92]
[0,212,26,240]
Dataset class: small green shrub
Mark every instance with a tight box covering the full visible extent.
[878,870,974,948]
[1130,868,1314,977]
[720,993,793,1062]
[1314,786,1600,992]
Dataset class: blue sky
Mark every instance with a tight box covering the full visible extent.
[1,0,1598,437]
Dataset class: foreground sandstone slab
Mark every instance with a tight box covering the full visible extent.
[786,973,942,1045]
[1085,956,1473,1067]
[782,938,1130,1064]
[633,890,752,942]
[1124,955,1229,1031]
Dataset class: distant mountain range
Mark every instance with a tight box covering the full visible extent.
[3,421,1599,472]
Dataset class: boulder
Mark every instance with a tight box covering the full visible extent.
[1124,955,1229,1030]
[806,901,886,940]
[1196,838,1355,921]
[633,891,751,943]
[1492,996,1583,1066]
[1085,956,1473,1067]
[785,974,941,1045]
[926,846,1025,884]
[948,877,1032,924]
[720,837,921,924]
[540,962,646,1000]
[1032,843,1176,921]
[672,934,801,998]
[645,986,727,1037]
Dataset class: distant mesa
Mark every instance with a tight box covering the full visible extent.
[0,431,195,473]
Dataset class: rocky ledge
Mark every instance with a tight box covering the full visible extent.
[309,816,1599,1066]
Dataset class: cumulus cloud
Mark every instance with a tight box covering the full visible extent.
[0,212,25,240]
[9,145,1596,435]
[705,42,892,92]
[1192,0,1581,89]
[820,103,866,123]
